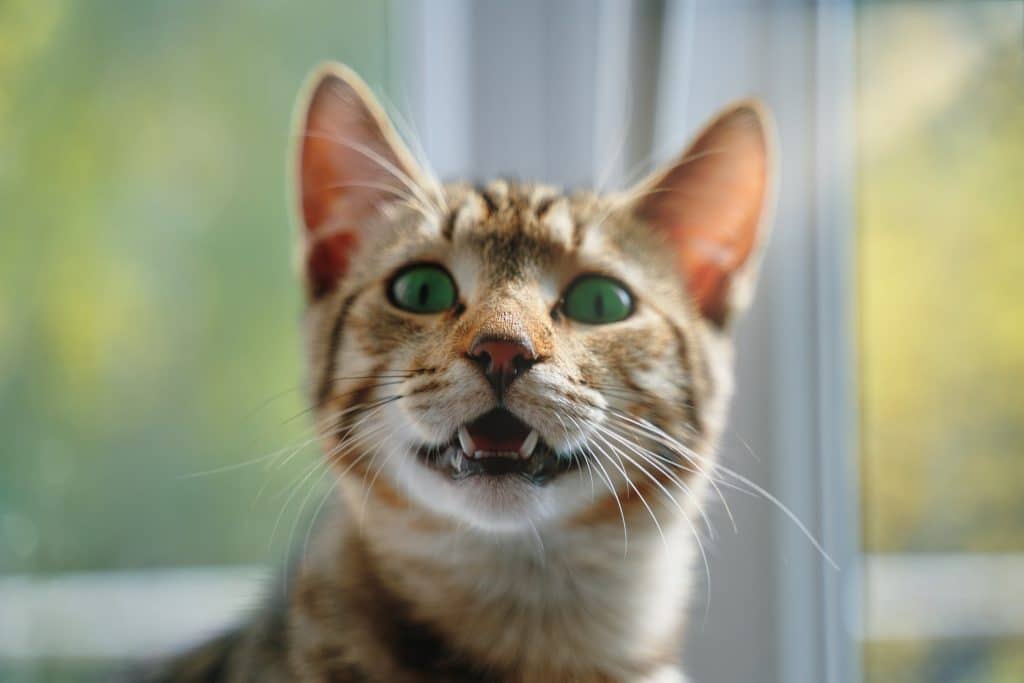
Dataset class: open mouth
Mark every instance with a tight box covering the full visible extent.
[417,408,575,484]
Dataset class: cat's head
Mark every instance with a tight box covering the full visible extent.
[291,63,773,533]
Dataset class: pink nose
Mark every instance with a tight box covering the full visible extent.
[469,336,538,396]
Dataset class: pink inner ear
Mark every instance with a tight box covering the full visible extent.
[299,114,374,295]
[635,106,769,326]
[301,129,345,233]
[677,163,763,324]
[297,68,423,300]
[307,232,358,299]
[679,233,754,327]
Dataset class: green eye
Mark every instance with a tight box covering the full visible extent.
[389,264,457,314]
[562,275,634,324]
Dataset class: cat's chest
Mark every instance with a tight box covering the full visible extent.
[380,524,693,677]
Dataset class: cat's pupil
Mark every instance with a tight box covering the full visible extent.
[418,283,430,306]
[594,293,605,318]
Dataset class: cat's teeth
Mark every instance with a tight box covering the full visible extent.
[519,430,539,459]
[458,426,476,456]
[451,449,465,473]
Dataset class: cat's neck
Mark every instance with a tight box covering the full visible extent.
[290,485,694,682]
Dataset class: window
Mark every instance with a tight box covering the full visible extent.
[858,2,1024,681]
[3,2,1021,681]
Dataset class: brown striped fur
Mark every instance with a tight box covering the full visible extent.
[145,63,774,683]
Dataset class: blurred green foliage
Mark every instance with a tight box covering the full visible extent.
[866,639,1024,683]
[0,0,391,574]
[860,4,1024,555]
[859,3,1024,682]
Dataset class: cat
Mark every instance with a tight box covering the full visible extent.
[141,62,773,682]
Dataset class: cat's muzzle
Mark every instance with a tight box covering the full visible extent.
[417,408,576,484]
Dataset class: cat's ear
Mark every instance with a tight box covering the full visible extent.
[293,63,435,300]
[631,101,774,328]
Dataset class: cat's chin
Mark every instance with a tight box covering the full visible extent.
[396,459,575,533]
[379,447,581,533]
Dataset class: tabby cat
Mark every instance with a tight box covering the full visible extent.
[145,62,773,682]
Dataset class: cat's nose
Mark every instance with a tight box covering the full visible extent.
[469,335,538,397]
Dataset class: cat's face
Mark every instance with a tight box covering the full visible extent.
[294,64,771,533]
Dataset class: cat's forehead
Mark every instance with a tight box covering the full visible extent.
[368,178,667,299]
[445,180,603,244]
[440,180,614,274]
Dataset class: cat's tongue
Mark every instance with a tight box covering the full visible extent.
[466,409,530,453]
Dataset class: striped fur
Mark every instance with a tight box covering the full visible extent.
[143,63,772,682]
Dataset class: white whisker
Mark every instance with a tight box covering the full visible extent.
[590,422,712,615]
[568,413,629,556]
[613,410,837,569]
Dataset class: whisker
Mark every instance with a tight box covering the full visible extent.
[375,91,446,205]
[577,414,670,550]
[319,403,401,472]
[556,412,596,501]
[272,408,396,560]
[269,457,329,548]
[286,415,398,582]
[179,451,286,480]
[261,396,400,492]
[526,519,546,566]
[300,475,339,569]
[283,382,407,425]
[607,409,737,533]
[180,383,405,482]
[594,420,716,541]
[324,371,423,382]
[357,423,407,525]
[585,426,667,550]
[589,423,713,616]
[612,411,837,569]
[235,368,417,426]
[566,413,629,556]
[262,398,400,545]
[321,179,423,204]
[286,417,393,548]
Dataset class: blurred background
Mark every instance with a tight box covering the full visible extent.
[0,1,1021,681]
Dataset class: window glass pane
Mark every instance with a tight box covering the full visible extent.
[0,2,390,678]
[858,1,1024,680]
